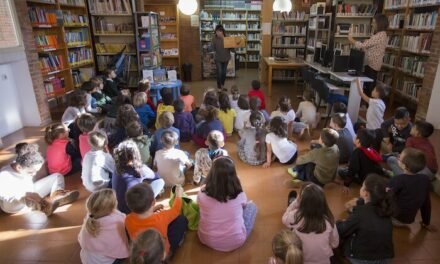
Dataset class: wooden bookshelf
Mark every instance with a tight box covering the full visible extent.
[305,2,332,64]
[380,0,440,110]
[26,0,95,102]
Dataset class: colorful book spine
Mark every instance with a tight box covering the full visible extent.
[35,34,60,49]
[65,29,89,46]
[39,54,65,73]
[28,7,58,26]
[68,48,93,65]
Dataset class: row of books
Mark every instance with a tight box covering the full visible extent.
[200,10,221,21]
[204,0,262,10]
[406,11,438,29]
[399,56,425,77]
[159,16,176,24]
[89,0,132,14]
[222,12,246,19]
[28,8,59,25]
[247,43,261,50]
[389,13,405,29]
[336,3,377,15]
[272,36,305,46]
[248,22,260,30]
[95,43,136,53]
[35,34,60,49]
[72,68,94,87]
[95,18,133,33]
[161,33,177,40]
[224,24,247,30]
[383,53,398,66]
[273,11,308,21]
[396,79,421,100]
[68,48,93,65]
[63,11,88,25]
[401,33,432,53]
[44,77,65,96]
[388,35,401,47]
[65,29,89,45]
[272,25,307,35]
[384,0,408,9]
[162,48,178,56]
[410,0,440,7]
[59,0,85,6]
[336,23,371,35]
[140,15,158,28]
[273,48,304,58]
[385,0,440,8]
[39,54,65,73]
[248,33,260,40]
[273,70,295,80]
[378,72,393,86]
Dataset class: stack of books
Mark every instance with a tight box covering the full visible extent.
[35,34,60,50]
[39,54,65,73]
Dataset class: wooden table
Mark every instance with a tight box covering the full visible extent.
[263,57,306,96]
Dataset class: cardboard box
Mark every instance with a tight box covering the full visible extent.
[224,36,246,48]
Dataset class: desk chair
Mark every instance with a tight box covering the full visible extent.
[300,67,316,97]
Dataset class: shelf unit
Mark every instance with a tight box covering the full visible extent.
[134,12,162,82]
[305,8,332,63]
[87,0,137,87]
[144,4,180,76]
[380,0,440,109]
[199,4,262,78]
[26,0,95,104]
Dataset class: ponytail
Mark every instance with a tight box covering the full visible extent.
[364,174,395,217]
[250,111,266,161]
[130,229,165,264]
[285,243,303,264]
[45,123,67,145]
[85,215,100,237]
[84,189,117,237]
[272,229,303,264]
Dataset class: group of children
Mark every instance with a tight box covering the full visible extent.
[0,67,437,264]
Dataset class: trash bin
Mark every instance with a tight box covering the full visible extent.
[182,63,192,82]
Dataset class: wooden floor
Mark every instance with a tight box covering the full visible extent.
[1,69,440,264]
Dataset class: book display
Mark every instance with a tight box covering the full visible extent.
[26,0,95,104]
[382,0,440,106]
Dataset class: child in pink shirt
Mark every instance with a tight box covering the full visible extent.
[180,85,196,112]
[197,157,257,252]
[76,113,97,160]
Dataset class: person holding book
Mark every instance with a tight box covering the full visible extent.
[212,24,232,90]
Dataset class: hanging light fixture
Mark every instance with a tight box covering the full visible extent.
[178,0,198,16]
[273,0,292,12]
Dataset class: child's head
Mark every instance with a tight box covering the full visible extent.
[294,183,335,233]
[116,104,139,128]
[180,85,190,96]
[105,68,116,79]
[361,174,394,217]
[160,88,174,106]
[272,229,303,264]
[15,142,39,157]
[354,129,375,148]
[90,76,104,91]
[251,80,261,90]
[130,229,165,264]
[113,140,143,177]
[88,130,108,151]
[330,113,346,130]
[302,89,314,102]
[278,96,291,112]
[126,183,155,214]
[204,91,219,108]
[138,79,150,94]
[237,95,250,110]
[372,83,387,100]
[219,92,231,113]
[133,92,147,108]
[250,111,267,160]
[158,111,174,128]
[45,123,69,144]
[205,130,225,150]
[76,113,97,134]
[115,91,132,106]
[81,81,98,94]
[85,189,117,237]
[160,130,178,149]
[68,89,87,108]
[399,148,426,174]
[393,107,411,131]
[230,85,239,100]
[411,120,434,138]
[270,116,287,138]
[332,102,347,114]
[14,145,44,177]
[126,121,144,139]
[249,96,261,111]
[205,106,218,122]
[205,157,243,202]
[173,99,185,113]
[319,128,339,147]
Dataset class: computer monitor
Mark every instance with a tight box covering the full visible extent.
[314,46,321,63]
[348,49,365,74]
[332,55,349,72]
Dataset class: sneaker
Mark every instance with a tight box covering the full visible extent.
[40,199,60,216]
[287,168,298,179]
[50,190,80,207]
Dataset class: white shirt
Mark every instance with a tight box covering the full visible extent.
[235,108,251,131]
[154,148,189,187]
[271,109,296,125]
[296,101,317,125]
[265,133,297,163]
[229,95,239,113]
[366,98,386,130]
[81,150,115,192]
[61,106,86,126]
[0,165,34,213]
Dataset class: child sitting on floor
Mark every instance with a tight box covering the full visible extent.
[296,89,319,129]
[138,79,156,112]
[268,229,303,264]
[62,89,87,127]
[378,106,413,154]
[77,113,97,159]
[356,79,387,130]
[78,189,129,263]
[244,97,268,128]
[133,92,155,129]
[108,104,146,148]
[288,128,339,186]
[193,106,225,147]
[154,131,192,187]
[125,183,188,258]
[129,229,166,264]
[197,157,257,252]
[263,117,298,168]
[329,113,353,164]
[271,96,308,138]
[90,76,113,113]
[103,68,119,98]
[151,111,180,154]
[194,130,228,185]
[173,99,195,142]
[81,81,102,114]
[126,121,153,166]
[234,95,250,131]
[155,88,175,129]
[180,85,196,113]
[229,85,240,112]
[238,111,267,166]
[282,183,339,264]
[248,80,266,110]
[81,131,115,192]
[218,92,236,136]
[333,102,356,140]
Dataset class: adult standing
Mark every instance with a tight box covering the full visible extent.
[212,24,232,90]
[348,14,389,96]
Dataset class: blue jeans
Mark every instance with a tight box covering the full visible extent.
[243,202,257,237]
[215,60,228,88]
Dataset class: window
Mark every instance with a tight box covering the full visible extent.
[0,0,22,49]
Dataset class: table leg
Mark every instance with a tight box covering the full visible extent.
[347,80,362,124]
[268,66,273,97]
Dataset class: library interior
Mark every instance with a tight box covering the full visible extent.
[2,0,440,263]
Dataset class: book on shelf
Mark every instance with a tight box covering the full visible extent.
[35,34,60,49]
[95,17,133,33]
[272,36,305,46]
[402,33,432,53]
[398,56,426,77]
[72,67,95,86]
[200,10,221,21]
[396,79,421,100]
[39,53,65,72]
[95,43,135,53]
[384,0,409,9]
[272,48,304,58]
[388,13,405,29]
[388,35,401,47]
[44,77,65,96]
[273,11,308,21]
[159,16,176,23]
[65,29,89,46]
[222,12,246,20]
[383,52,398,66]
[28,7,60,26]
[406,11,438,29]
[68,47,92,65]
[89,0,132,14]
[272,24,307,35]
[336,23,370,35]
[59,0,85,6]
[63,11,88,26]
[162,48,179,56]
[161,33,177,40]
[336,3,377,16]
[409,0,440,7]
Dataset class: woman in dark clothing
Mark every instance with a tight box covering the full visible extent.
[212,24,231,90]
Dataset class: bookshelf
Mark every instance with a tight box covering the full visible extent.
[381,0,440,109]
[305,2,332,63]
[87,0,137,87]
[144,4,180,77]
[26,0,95,103]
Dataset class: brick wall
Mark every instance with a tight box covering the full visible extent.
[13,0,52,125]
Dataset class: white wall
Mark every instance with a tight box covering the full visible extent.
[426,64,440,129]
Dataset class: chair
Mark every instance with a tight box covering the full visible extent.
[300,67,316,98]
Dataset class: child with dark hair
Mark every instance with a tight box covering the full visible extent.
[238,111,267,166]
[138,79,156,112]
[76,113,97,159]
[194,130,228,184]
[288,128,340,186]
[108,104,144,148]
[271,96,308,137]
[125,183,188,258]
[332,102,356,140]
[155,88,175,129]
[263,117,298,168]
[338,129,384,188]
[378,106,412,154]
[229,85,240,112]
[356,79,386,130]
[81,81,102,114]
[151,111,180,154]
[133,92,155,128]
[193,106,225,147]
[126,121,153,166]
[153,131,192,187]
[282,183,338,263]
[61,89,87,126]
[329,113,353,164]
[248,79,266,110]
[129,229,165,264]
[173,99,195,142]
[105,91,132,119]
[180,85,195,112]
[198,157,257,252]
[218,92,236,136]
[112,140,165,214]
[103,68,119,98]
[244,96,268,128]
[296,89,319,129]
[337,174,394,263]
[234,95,250,131]
[90,76,113,111]
[388,148,432,229]
[387,121,437,180]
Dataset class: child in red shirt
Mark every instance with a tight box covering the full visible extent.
[76,113,97,160]
[247,80,266,110]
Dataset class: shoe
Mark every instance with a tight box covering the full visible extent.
[50,190,80,207]
[287,168,298,179]
[287,190,297,206]
[40,199,60,216]
[383,169,394,178]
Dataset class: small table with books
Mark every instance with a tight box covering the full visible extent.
[262,57,306,96]
[149,80,182,106]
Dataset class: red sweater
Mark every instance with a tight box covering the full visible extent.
[406,137,438,173]
[248,90,266,110]
[46,138,72,175]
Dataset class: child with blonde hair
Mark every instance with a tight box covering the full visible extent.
[133,92,155,128]
[296,89,319,129]
[155,88,175,129]
[129,229,166,264]
[151,111,180,154]
[271,96,308,137]
[268,229,303,264]
[78,189,129,264]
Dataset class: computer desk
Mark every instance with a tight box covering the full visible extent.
[263,57,306,96]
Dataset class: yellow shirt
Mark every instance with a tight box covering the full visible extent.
[155,103,175,129]
[218,108,236,135]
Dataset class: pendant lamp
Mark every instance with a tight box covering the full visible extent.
[178,0,198,16]
[273,0,292,12]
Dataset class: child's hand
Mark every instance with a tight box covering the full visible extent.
[153,204,164,212]
[345,198,358,212]
[342,186,351,194]
[262,161,271,168]
[25,192,43,203]
[175,185,184,198]
[421,222,438,232]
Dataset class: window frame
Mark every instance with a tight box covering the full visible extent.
[0,0,24,53]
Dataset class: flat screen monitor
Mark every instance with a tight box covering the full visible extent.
[348,49,365,74]
[333,55,349,72]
